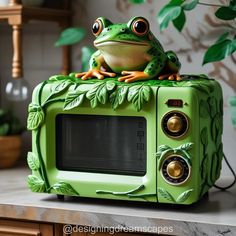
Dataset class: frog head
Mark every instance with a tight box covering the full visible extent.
[92,17,153,55]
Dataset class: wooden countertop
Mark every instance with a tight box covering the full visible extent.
[0,167,235,235]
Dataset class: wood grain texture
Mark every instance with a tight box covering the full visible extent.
[0,2,71,78]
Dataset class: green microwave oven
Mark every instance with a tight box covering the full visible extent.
[27,74,223,205]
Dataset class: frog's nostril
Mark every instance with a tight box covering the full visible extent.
[107,27,111,31]
[120,28,126,32]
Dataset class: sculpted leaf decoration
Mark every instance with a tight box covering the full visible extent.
[127,85,152,111]
[157,143,193,168]
[86,81,109,108]
[27,103,44,130]
[64,91,86,110]
[106,81,116,91]
[45,80,72,102]
[157,188,175,202]
[176,189,193,203]
[51,182,79,196]
[190,84,210,94]
[178,143,193,151]
[200,127,208,146]
[49,75,74,82]
[208,96,217,118]
[211,113,222,144]
[199,100,210,118]
[27,152,40,171]
[110,86,128,110]
[28,175,45,193]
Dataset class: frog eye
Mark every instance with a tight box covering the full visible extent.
[131,17,149,36]
[92,19,103,36]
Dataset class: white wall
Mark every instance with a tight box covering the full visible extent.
[0,0,235,177]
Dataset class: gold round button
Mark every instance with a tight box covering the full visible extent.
[167,161,184,179]
[167,115,183,133]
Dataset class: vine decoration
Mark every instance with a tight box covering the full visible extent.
[27,80,79,196]
[96,184,156,200]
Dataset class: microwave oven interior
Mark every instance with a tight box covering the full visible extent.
[56,114,147,176]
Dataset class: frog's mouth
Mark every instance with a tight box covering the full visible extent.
[94,40,148,47]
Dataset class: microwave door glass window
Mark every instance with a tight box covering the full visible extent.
[56,115,147,176]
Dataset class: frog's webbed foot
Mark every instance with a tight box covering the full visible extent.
[76,69,116,80]
[159,73,182,81]
[118,71,150,83]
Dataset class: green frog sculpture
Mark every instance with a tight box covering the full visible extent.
[76,16,181,83]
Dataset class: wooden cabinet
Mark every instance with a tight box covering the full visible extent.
[0,219,54,236]
[0,221,154,236]
[0,0,71,78]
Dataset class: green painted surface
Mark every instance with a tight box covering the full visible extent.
[27,74,223,204]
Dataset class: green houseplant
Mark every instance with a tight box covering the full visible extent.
[55,27,95,72]
[130,0,236,65]
[0,109,25,168]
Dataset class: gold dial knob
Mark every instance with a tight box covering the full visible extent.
[167,115,183,133]
[167,161,184,179]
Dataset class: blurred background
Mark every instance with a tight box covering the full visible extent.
[0,0,235,175]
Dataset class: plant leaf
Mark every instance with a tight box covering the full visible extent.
[176,189,193,203]
[51,181,79,196]
[64,90,86,110]
[158,4,182,31]
[173,9,186,32]
[27,152,40,171]
[182,0,198,10]
[27,104,44,130]
[0,123,9,136]
[230,0,236,10]
[215,7,236,20]
[158,188,175,202]
[216,32,230,44]
[129,0,145,4]
[203,39,236,65]
[55,27,86,46]
[28,175,45,193]
[81,46,95,72]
